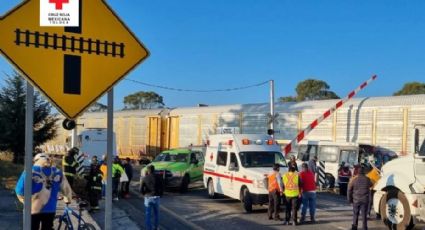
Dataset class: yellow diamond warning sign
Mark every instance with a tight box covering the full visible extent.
[0,0,149,119]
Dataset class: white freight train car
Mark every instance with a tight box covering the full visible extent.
[44,95,425,157]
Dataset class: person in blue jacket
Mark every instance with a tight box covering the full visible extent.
[15,153,73,230]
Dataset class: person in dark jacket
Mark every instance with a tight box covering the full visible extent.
[288,155,299,172]
[121,157,133,198]
[339,163,352,196]
[85,157,103,211]
[62,147,79,189]
[142,165,164,230]
[348,165,373,230]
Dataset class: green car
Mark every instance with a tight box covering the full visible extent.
[140,148,205,193]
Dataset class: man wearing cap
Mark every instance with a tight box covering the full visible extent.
[62,147,80,189]
[267,163,284,221]
[16,153,73,230]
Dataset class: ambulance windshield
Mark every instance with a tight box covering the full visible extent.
[239,151,287,168]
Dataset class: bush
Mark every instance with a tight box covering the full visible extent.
[0,159,24,190]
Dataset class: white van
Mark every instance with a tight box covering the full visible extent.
[203,134,288,212]
[295,140,366,188]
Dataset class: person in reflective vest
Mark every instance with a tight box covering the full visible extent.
[338,163,352,196]
[268,163,284,221]
[62,147,79,189]
[282,165,302,226]
[85,156,103,211]
[112,156,125,201]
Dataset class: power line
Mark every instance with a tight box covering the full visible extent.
[124,78,269,93]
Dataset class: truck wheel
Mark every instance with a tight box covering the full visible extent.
[380,189,414,230]
[180,175,190,193]
[207,179,216,199]
[241,187,252,213]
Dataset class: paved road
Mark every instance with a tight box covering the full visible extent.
[114,180,425,230]
[96,166,424,230]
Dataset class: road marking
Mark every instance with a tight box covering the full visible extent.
[129,186,205,230]
[182,210,212,219]
[160,205,205,230]
[192,210,235,222]
[317,206,353,211]
[220,213,241,220]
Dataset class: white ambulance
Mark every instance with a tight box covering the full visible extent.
[203,134,288,212]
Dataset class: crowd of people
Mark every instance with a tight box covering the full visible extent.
[16,146,381,230]
[268,157,318,226]
[268,156,377,230]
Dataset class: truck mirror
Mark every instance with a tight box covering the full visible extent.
[415,128,420,154]
[191,158,199,165]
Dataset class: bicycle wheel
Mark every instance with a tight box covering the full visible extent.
[80,223,96,230]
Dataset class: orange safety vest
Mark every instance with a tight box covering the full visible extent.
[268,173,280,192]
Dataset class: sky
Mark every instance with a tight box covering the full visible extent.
[1,0,425,110]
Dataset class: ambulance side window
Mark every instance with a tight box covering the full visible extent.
[217,151,228,166]
[229,153,238,169]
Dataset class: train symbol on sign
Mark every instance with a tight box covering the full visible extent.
[0,0,149,119]
[14,29,125,58]
[14,28,126,95]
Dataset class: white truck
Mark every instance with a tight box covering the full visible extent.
[373,124,425,230]
[66,128,117,166]
[203,134,288,212]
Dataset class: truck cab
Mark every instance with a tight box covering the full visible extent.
[140,148,205,193]
[373,124,425,229]
[203,134,288,213]
[66,128,117,166]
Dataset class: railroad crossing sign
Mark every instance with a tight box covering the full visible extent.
[0,0,149,119]
[267,113,279,125]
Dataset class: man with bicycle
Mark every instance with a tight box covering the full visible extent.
[15,153,73,230]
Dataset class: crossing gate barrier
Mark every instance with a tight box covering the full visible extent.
[318,161,326,190]
[75,152,85,176]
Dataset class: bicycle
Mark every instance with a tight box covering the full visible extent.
[55,200,96,230]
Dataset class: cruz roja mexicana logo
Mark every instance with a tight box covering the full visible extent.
[40,0,79,27]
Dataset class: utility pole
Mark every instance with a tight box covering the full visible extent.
[24,82,34,229]
[270,80,275,136]
[105,89,114,230]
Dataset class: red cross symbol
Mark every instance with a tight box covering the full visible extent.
[209,153,213,162]
[49,0,70,10]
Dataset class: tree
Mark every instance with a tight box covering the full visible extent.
[394,82,425,96]
[123,91,164,110]
[295,79,340,101]
[278,96,297,103]
[0,72,58,164]
[87,102,108,112]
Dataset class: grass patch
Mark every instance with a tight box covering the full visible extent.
[0,160,24,190]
